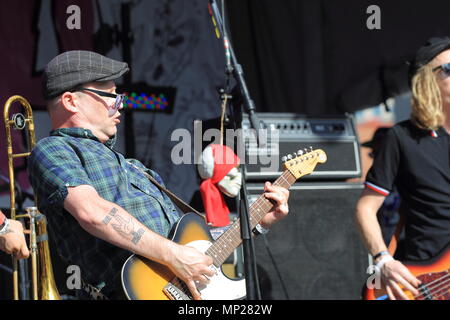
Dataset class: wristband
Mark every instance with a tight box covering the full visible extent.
[374,255,394,274]
[0,218,10,235]
[373,250,390,261]
[252,223,269,236]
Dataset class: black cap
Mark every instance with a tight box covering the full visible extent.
[361,127,390,149]
[408,36,450,87]
[42,50,129,100]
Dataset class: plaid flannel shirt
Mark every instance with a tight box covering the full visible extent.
[28,127,181,296]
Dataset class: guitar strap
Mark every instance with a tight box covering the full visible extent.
[129,162,205,219]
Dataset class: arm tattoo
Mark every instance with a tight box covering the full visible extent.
[102,207,145,245]
[102,208,117,225]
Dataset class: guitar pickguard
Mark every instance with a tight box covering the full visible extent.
[183,240,246,300]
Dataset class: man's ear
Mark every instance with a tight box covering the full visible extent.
[60,91,79,114]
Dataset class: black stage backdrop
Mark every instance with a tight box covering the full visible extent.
[227,0,450,115]
[0,0,228,204]
[1,0,450,202]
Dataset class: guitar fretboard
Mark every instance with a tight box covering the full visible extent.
[205,170,297,267]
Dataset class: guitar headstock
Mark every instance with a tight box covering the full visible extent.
[282,148,327,179]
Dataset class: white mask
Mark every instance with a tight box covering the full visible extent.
[217,167,242,198]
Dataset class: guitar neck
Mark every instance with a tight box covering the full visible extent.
[206,170,297,267]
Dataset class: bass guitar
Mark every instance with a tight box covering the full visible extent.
[364,245,450,300]
[121,149,327,300]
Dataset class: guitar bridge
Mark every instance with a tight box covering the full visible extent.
[163,278,193,300]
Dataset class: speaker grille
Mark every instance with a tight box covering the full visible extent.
[247,182,369,300]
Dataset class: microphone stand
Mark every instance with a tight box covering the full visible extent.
[121,1,135,158]
[209,0,261,300]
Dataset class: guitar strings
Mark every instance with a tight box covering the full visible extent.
[207,172,288,265]
[415,273,449,300]
[417,271,449,298]
[413,271,450,299]
[429,281,450,299]
[171,277,192,300]
[424,275,450,299]
[416,270,449,293]
[208,192,278,263]
[200,183,284,281]
[419,279,449,300]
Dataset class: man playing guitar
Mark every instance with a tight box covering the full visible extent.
[355,37,450,300]
[29,51,290,300]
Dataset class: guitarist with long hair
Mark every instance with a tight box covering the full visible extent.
[355,37,450,300]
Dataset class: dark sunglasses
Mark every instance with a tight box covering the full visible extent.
[74,87,126,112]
[432,63,450,77]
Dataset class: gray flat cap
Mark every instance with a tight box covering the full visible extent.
[42,50,129,100]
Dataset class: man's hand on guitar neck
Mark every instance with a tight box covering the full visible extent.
[378,257,421,300]
[259,182,290,229]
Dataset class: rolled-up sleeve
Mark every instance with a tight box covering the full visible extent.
[28,138,93,210]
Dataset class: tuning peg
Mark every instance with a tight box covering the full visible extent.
[281,156,287,163]
[309,146,313,152]
[287,154,293,160]
[293,152,297,158]
[297,150,304,156]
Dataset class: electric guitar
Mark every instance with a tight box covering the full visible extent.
[363,244,450,300]
[121,149,327,300]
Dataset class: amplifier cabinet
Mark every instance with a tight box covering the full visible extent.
[246,181,369,300]
[242,113,361,181]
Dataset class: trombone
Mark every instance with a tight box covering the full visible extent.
[3,95,60,300]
